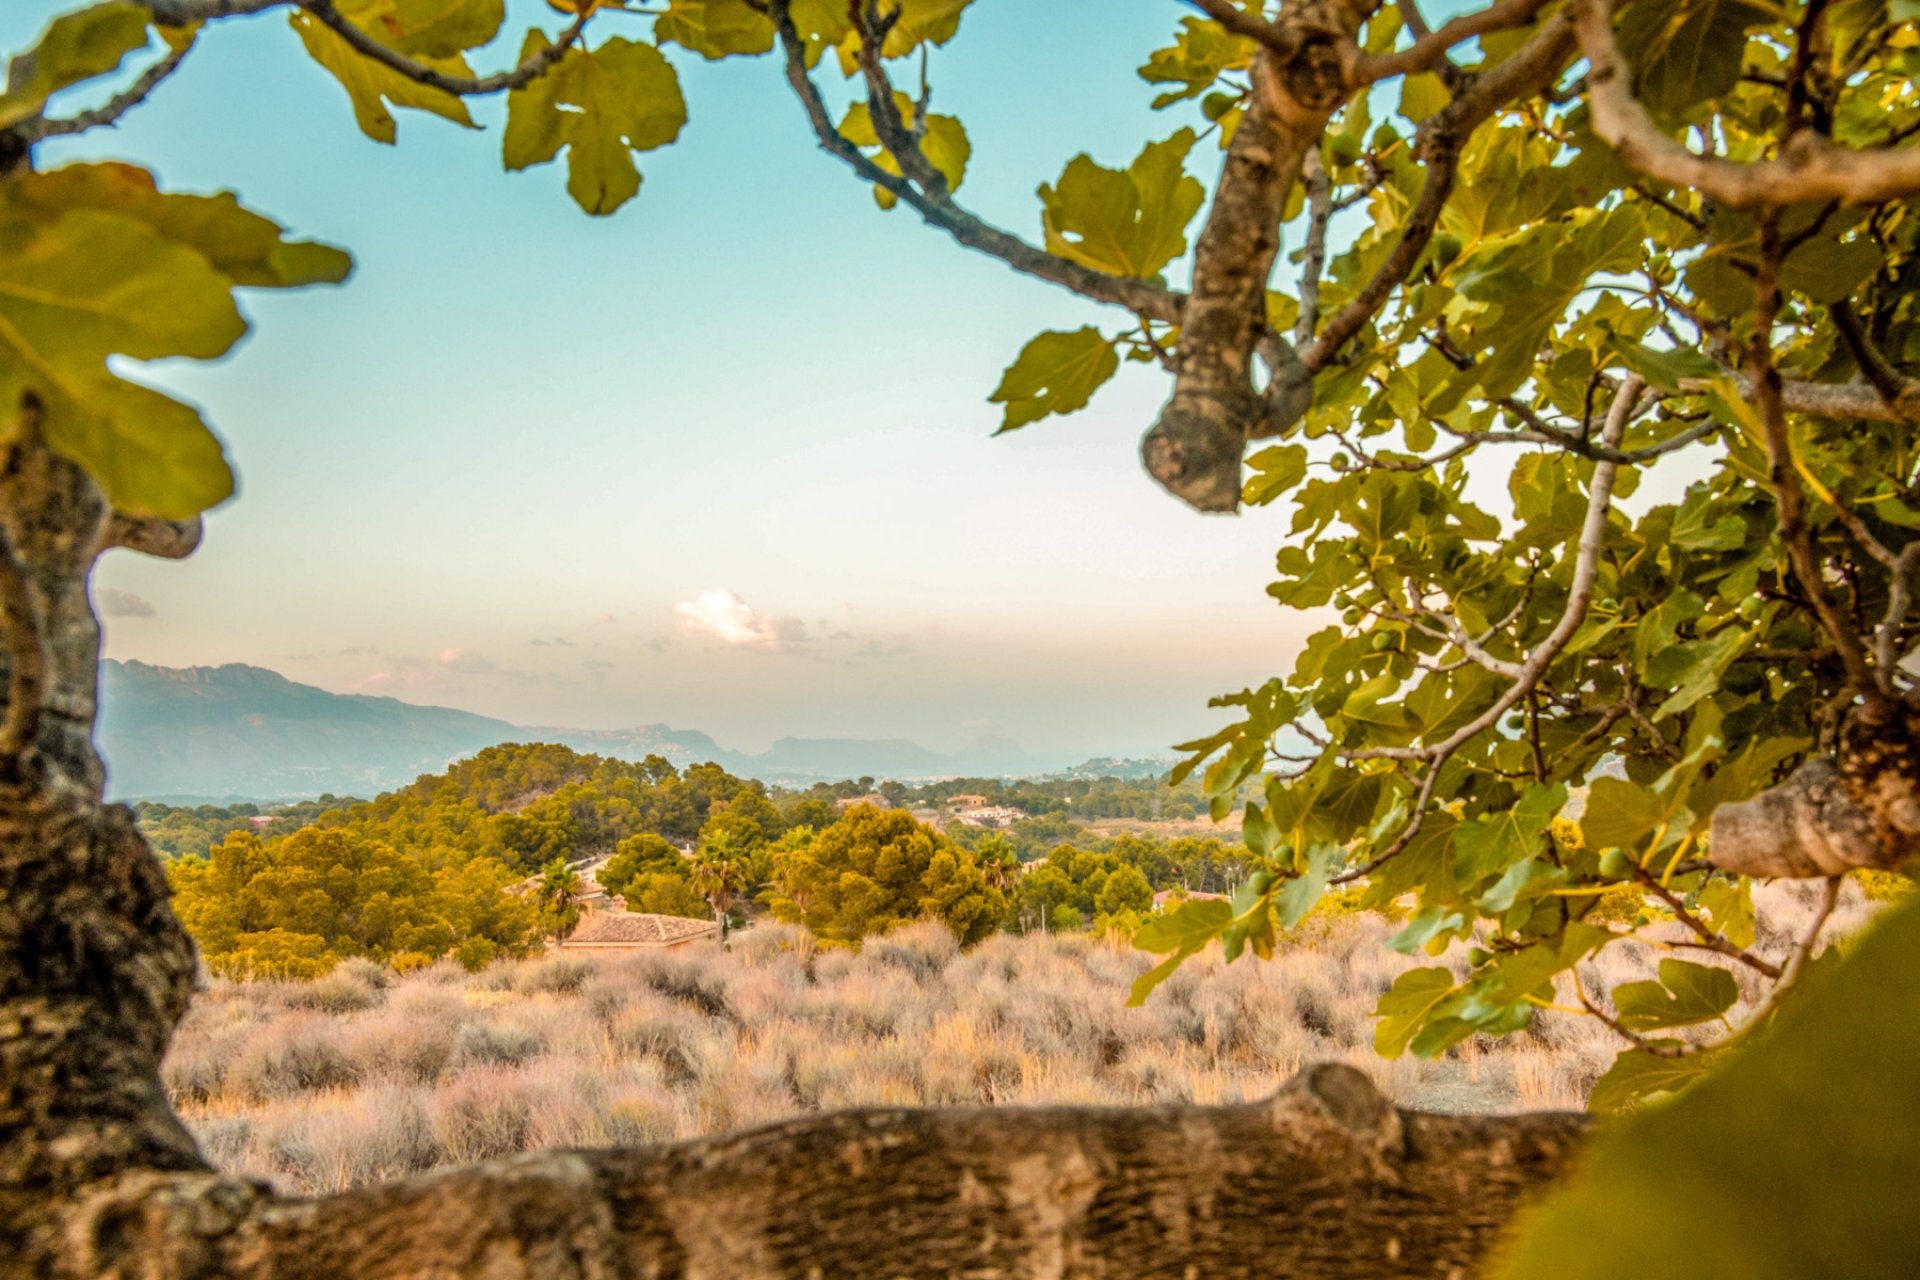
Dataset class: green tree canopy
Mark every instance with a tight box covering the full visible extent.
[770,804,1005,945]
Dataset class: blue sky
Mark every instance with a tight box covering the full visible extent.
[16,0,1333,758]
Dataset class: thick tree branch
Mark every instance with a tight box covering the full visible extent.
[41,1064,1588,1278]
[1578,0,1920,208]
[769,2,1182,324]
[1141,0,1374,511]
[1676,372,1920,425]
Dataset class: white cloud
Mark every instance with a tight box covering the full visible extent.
[436,646,496,673]
[673,589,807,652]
[97,588,155,618]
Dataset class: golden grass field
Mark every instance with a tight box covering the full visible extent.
[163,882,1865,1196]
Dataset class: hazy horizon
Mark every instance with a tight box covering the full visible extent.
[20,0,1333,758]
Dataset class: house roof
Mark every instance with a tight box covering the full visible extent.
[564,911,718,946]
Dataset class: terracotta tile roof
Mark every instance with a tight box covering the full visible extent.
[563,912,718,946]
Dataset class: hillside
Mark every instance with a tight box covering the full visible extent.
[99,660,522,801]
[100,661,1075,800]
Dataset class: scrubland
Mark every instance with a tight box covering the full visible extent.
[164,882,1866,1196]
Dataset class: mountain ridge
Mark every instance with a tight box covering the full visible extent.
[98,660,1124,800]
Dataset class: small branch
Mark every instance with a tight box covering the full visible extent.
[1300,148,1456,373]
[1639,876,1783,980]
[1331,762,1443,885]
[1355,0,1554,83]
[1747,217,1886,708]
[1578,0,1920,208]
[851,2,947,197]
[1831,299,1914,407]
[301,1,592,97]
[104,514,203,562]
[770,2,1181,323]
[1299,10,1578,374]
[25,41,192,141]
[1431,413,1719,465]
[1875,544,1920,692]
[1295,148,1332,347]
[1184,0,1290,52]
[1347,376,1644,766]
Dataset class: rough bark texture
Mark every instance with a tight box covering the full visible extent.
[1710,708,1920,877]
[1140,0,1375,513]
[0,427,1596,1276]
[48,1064,1587,1280]
[0,424,209,1251]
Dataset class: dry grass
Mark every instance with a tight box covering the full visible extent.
[163,882,1876,1196]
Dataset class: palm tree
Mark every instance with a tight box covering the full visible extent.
[688,842,746,939]
[976,834,1019,895]
[537,856,581,943]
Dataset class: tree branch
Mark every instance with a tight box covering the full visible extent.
[104,514,203,561]
[768,2,1182,324]
[1348,375,1644,766]
[301,1,592,97]
[1354,0,1555,83]
[1298,9,1577,374]
[23,41,192,142]
[1183,0,1291,52]
[1294,147,1332,347]
[42,1065,1587,1278]
[1578,0,1920,208]
[1747,219,1885,707]
[1141,0,1375,511]
[1831,299,1915,408]
[1675,372,1920,424]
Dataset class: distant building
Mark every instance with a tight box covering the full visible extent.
[559,910,718,951]
[246,815,277,829]
[954,805,1027,829]
[834,794,894,812]
[946,793,990,810]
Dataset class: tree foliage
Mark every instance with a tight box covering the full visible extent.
[768,804,1005,944]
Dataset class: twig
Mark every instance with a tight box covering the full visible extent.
[301,0,592,97]
[1831,299,1914,407]
[1183,0,1288,51]
[1747,216,1887,708]
[1355,0,1554,83]
[768,1,1182,323]
[1638,876,1783,980]
[1347,376,1645,768]
[27,41,192,141]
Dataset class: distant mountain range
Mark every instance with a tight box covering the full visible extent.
[97,661,1161,802]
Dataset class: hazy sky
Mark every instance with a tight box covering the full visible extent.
[18,0,1339,759]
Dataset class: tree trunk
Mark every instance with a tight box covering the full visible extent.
[1,429,1587,1276]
